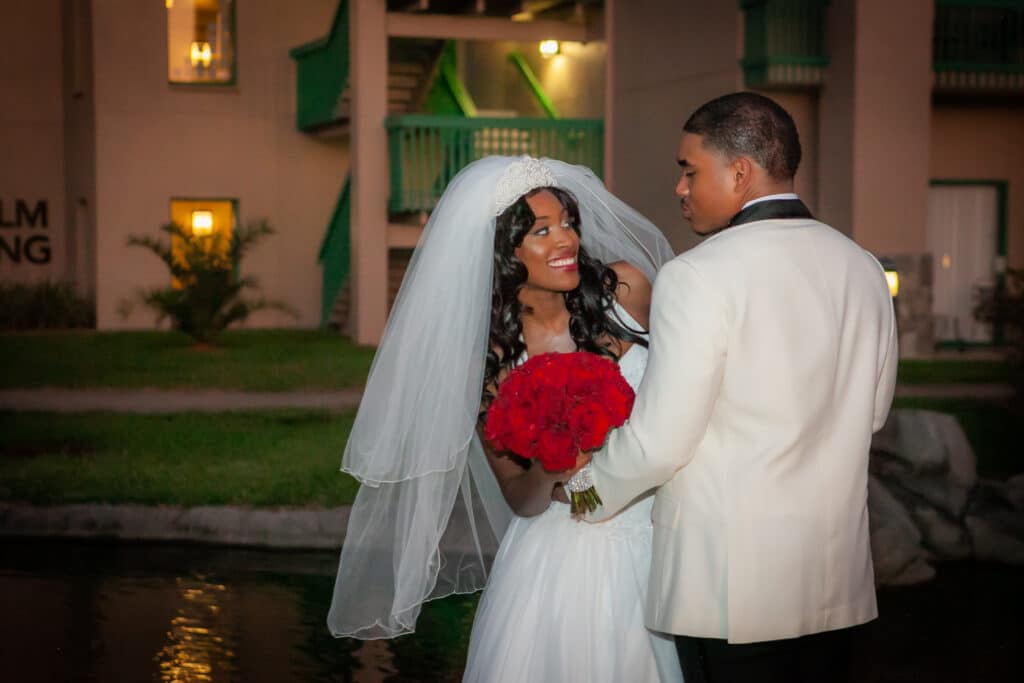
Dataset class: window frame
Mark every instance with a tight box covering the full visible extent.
[928,178,1009,348]
[165,0,239,87]
[168,196,240,280]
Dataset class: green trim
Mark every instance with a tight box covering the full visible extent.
[933,2,1024,74]
[934,340,1003,350]
[507,51,559,119]
[166,0,238,87]
[317,178,351,327]
[739,0,830,89]
[929,179,1009,345]
[440,58,478,117]
[934,62,1024,73]
[935,1,1024,8]
[741,56,831,67]
[290,0,346,57]
[289,1,349,131]
[422,41,477,117]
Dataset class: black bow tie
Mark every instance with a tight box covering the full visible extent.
[727,198,814,228]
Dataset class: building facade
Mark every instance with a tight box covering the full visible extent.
[1,0,1021,356]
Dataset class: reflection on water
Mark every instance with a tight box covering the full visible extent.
[0,539,1020,682]
[0,540,476,682]
[155,577,234,683]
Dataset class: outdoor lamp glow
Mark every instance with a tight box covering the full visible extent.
[191,211,214,236]
[884,270,899,298]
[539,40,560,57]
[190,41,212,68]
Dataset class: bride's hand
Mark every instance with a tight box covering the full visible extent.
[547,450,593,503]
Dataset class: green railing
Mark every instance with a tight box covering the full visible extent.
[386,115,604,213]
[740,0,830,88]
[289,1,349,131]
[318,177,351,326]
[934,1,1024,88]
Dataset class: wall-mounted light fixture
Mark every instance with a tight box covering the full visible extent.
[884,269,900,298]
[877,258,899,298]
[190,41,212,68]
[191,210,214,236]
[539,39,560,58]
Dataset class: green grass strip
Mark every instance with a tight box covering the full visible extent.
[897,359,1009,385]
[0,329,375,391]
[0,410,360,507]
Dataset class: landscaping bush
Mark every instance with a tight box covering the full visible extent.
[0,281,95,330]
[974,268,1024,394]
[127,220,295,344]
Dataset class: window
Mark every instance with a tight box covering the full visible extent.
[169,199,237,284]
[166,0,236,85]
[927,182,1007,345]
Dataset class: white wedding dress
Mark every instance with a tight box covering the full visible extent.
[463,303,684,682]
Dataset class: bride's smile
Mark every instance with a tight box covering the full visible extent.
[513,189,582,293]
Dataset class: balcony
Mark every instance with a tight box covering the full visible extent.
[740,0,830,89]
[934,1,1024,92]
[386,115,604,213]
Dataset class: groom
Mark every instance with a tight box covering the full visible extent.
[587,92,898,682]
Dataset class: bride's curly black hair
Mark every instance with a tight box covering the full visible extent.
[482,186,647,410]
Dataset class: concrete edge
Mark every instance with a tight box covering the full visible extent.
[0,502,350,551]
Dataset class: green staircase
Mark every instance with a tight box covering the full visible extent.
[292,1,604,329]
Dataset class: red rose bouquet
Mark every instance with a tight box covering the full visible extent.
[483,351,635,515]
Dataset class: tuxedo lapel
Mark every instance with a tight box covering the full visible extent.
[727,199,813,228]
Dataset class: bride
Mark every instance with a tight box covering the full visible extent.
[328,156,682,682]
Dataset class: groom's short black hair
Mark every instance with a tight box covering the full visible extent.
[683,92,801,181]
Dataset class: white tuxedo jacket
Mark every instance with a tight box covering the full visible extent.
[591,216,898,644]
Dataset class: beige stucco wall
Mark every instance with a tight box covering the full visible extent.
[817,0,857,236]
[606,0,743,254]
[758,91,819,215]
[0,0,67,284]
[930,104,1024,268]
[63,0,98,298]
[91,0,347,329]
[463,39,606,119]
[817,0,933,253]
[847,0,933,256]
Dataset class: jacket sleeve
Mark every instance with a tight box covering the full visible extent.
[873,295,899,432]
[587,257,729,519]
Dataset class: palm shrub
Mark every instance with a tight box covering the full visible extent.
[974,268,1024,395]
[0,281,95,329]
[127,220,295,343]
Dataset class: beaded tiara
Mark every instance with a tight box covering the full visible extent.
[492,156,559,216]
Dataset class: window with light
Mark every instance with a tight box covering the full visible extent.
[169,199,236,284]
[166,0,236,85]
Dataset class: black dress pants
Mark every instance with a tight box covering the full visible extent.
[674,624,863,683]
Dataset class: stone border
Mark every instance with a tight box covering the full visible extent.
[0,503,349,550]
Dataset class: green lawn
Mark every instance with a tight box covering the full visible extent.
[1,399,1015,510]
[0,410,360,507]
[0,329,375,391]
[896,359,1009,385]
[891,397,1019,480]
